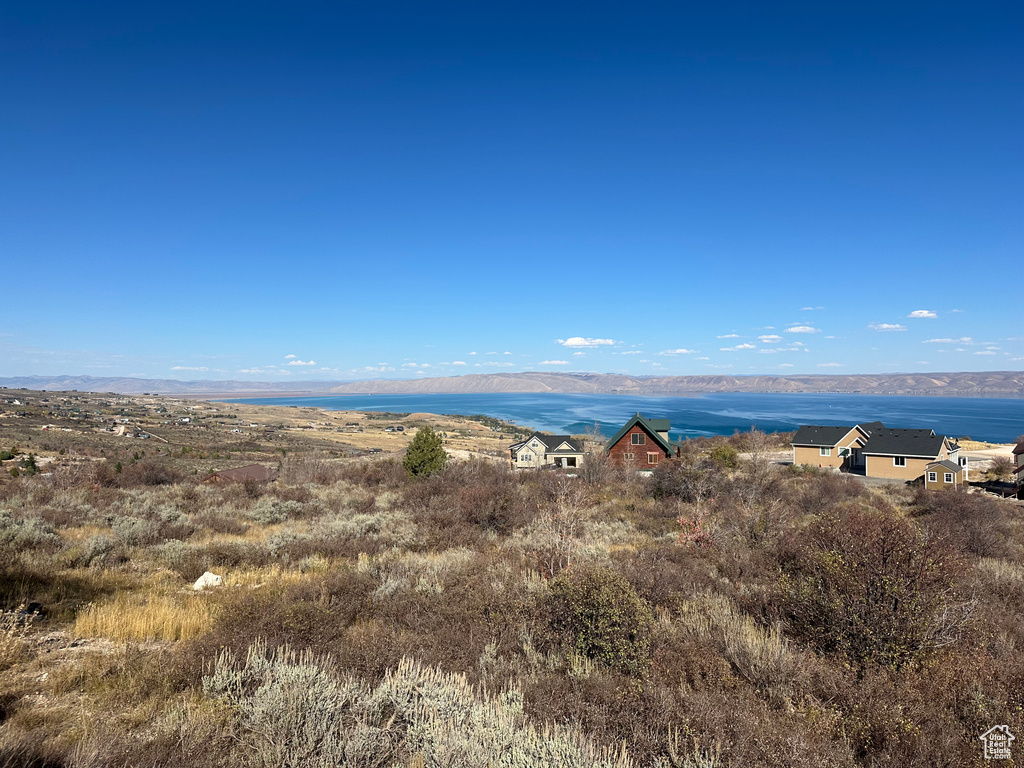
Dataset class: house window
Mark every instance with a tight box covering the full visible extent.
[521,454,531,462]
[631,433,645,445]
[648,453,658,464]
[820,447,832,457]
[945,473,954,483]
[893,457,906,467]
[623,452,635,461]
[838,447,850,457]
[928,472,937,482]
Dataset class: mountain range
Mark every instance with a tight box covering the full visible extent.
[2,371,1023,397]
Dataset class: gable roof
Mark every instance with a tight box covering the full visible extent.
[1013,441,1024,455]
[605,413,674,455]
[791,425,865,447]
[511,432,582,454]
[861,428,949,459]
[858,421,886,434]
[926,460,962,474]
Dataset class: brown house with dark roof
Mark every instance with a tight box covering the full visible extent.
[605,413,678,468]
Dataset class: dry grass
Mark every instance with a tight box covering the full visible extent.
[222,564,316,588]
[74,592,217,642]
[0,607,30,669]
[676,595,802,706]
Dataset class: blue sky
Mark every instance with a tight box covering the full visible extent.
[2,1,1021,381]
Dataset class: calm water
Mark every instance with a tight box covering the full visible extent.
[218,392,1024,443]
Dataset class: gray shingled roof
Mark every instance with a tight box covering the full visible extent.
[927,460,962,473]
[512,433,582,454]
[791,425,858,447]
[862,429,947,458]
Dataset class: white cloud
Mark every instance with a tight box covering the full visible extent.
[572,351,585,356]
[778,363,794,368]
[696,356,709,360]
[401,362,419,368]
[238,368,272,374]
[557,337,617,348]
[660,348,697,355]
[758,335,782,342]
[362,365,395,372]
[468,351,477,355]
[800,306,824,311]
[950,309,964,313]
[785,325,821,334]
[504,351,512,355]
[716,334,739,339]
[452,361,466,366]
[817,363,843,368]
[284,354,297,359]
[974,350,996,355]
[171,366,209,371]
[908,310,937,318]
[539,360,568,365]
[287,359,317,366]
[474,362,515,367]
[868,323,906,332]
[721,343,756,351]
[924,337,973,344]
[757,346,805,354]
[620,350,643,355]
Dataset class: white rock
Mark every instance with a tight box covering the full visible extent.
[193,571,223,591]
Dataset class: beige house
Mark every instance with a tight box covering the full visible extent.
[924,460,965,490]
[1014,441,1024,491]
[792,422,962,482]
[860,428,960,481]
[791,425,870,469]
[509,432,584,470]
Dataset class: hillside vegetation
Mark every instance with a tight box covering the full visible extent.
[0,400,1022,767]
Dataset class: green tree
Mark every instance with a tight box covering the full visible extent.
[19,454,38,476]
[402,426,448,477]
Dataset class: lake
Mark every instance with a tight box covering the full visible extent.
[218,392,1024,444]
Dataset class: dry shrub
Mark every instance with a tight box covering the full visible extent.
[774,507,972,670]
[795,471,865,515]
[203,642,636,768]
[75,592,217,642]
[674,595,804,707]
[336,457,406,487]
[544,566,653,677]
[914,486,1020,560]
[193,568,376,660]
[279,453,343,485]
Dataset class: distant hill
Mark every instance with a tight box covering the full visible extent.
[2,371,1023,397]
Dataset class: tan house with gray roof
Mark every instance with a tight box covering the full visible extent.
[509,432,584,469]
[792,421,962,482]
